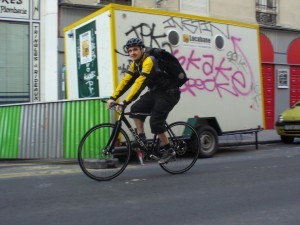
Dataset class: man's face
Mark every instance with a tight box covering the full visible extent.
[128,46,143,61]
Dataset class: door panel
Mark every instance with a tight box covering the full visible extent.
[262,64,275,129]
[290,66,300,106]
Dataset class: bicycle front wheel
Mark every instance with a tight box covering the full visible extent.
[78,123,131,181]
[160,121,200,174]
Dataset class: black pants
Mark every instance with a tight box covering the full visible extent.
[130,90,180,134]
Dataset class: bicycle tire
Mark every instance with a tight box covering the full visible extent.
[159,121,200,174]
[78,123,131,181]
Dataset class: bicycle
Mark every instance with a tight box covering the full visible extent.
[78,100,200,181]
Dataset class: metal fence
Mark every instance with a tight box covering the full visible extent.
[0,99,109,159]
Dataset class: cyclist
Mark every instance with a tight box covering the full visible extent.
[107,38,181,164]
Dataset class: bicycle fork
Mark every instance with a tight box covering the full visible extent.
[102,121,122,155]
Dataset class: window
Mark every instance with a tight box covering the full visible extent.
[256,0,277,11]
[256,0,277,25]
[98,0,131,5]
[0,22,30,105]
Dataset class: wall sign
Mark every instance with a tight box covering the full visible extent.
[76,21,99,98]
[0,0,30,19]
[277,69,289,88]
[32,22,40,101]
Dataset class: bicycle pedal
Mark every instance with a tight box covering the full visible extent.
[149,155,160,161]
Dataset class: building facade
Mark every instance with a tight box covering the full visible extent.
[255,0,300,129]
[0,0,60,104]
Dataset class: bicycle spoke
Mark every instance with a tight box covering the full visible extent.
[159,122,200,174]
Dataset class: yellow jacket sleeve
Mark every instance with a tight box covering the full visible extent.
[111,73,133,100]
[124,75,147,103]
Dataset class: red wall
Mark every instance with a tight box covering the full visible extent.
[260,34,275,129]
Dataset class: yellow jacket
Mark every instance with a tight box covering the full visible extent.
[111,54,155,104]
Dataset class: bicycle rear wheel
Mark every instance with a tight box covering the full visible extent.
[160,121,200,174]
[78,123,131,181]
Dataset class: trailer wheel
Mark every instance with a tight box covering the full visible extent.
[197,126,218,158]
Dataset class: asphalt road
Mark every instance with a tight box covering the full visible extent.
[1,143,300,225]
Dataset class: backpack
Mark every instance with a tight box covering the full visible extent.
[145,47,188,87]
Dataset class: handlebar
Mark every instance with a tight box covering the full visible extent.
[101,99,150,117]
[101,99,126,113]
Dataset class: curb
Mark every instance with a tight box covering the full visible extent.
[219,139,282,147]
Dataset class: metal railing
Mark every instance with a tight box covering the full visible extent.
[256,4,277,25]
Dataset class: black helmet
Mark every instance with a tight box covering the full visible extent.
[125,38,145,49]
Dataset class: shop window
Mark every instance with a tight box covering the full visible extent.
[0,22,30,105]
[256,0,277,25]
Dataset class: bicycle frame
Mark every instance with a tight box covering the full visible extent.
[105,108,160,159]
[104,100,193,162]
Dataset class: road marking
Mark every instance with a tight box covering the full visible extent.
[0,168,81,179]
[0,163,37,168]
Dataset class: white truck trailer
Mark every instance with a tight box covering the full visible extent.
[64,4,264,157]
